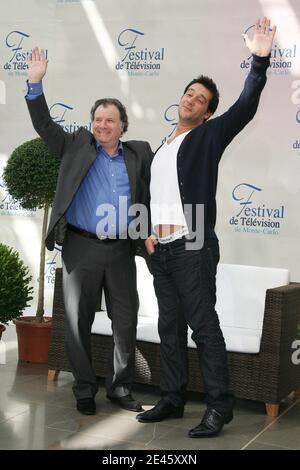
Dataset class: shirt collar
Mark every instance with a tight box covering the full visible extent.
[96,141,123,157]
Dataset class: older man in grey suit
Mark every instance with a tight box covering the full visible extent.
[26,47,153,415]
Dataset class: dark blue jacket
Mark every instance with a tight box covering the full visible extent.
[175,55,270,241]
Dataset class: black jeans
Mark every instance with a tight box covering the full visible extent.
[151,238,234,414]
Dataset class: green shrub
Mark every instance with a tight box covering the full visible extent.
[3,137,59,209]
[3,137,59,321]
[0,243,34,325]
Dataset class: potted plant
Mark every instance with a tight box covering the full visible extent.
[3,137,59,362]
[0,243,34,339]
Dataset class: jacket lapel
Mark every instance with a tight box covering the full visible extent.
[123,144,137,203]
[79,141,98,178]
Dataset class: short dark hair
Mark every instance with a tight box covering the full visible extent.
[183,75,219,116]
[90,98,129,134]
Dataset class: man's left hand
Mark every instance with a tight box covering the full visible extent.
[242,17,276,57]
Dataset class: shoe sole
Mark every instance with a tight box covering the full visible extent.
[137,410,184,423]
[77,408,96,415]
[120,405,144,412]
[107,395,143,412]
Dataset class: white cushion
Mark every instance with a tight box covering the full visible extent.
[91,317,260,355]
[136,318,160,343]
[92,312,159,340]
[136,257,158,318]
[220,326,262,354]
[216,264,289,352]
[216,264,289,330]
[92,262,290,355]
[91,311,112,336]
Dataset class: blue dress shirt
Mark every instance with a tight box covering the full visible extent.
[66,143,132,237]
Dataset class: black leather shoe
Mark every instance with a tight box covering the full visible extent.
[136,399,184,422]
[76,398,96,415]
[188,408,233,438]
[107,394,143,412]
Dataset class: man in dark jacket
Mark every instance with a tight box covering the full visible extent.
[137,17,276,437]
[26,48,153,415]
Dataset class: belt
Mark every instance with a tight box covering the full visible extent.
[67,224,121,241]
[157,237,186,250]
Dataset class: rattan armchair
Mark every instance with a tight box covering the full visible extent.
[48,268,300,417]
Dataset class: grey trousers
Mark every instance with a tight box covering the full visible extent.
[61,229,138,400]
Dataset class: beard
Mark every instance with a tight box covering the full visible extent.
[178,109,204,126]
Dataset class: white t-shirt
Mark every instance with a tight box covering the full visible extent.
[150,131,191,235]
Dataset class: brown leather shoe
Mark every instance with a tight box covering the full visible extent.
[188,408,233,438]
[107,394,143,412]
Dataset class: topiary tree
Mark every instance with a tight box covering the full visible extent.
[0,243,34,325]
[3,138,59,322]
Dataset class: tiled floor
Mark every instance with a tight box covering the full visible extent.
[0,342,300,450]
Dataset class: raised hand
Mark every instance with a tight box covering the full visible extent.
[28,47,48,83]
[242,17,276,57]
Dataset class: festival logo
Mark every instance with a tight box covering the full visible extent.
[44,247,61,289]
[229,183,285,236]
[3,30,48,78]
[0,173,36,216]
[49,102,92,132]
[160,104,178,144]
[116,28,165,77]
[291,80,300,156]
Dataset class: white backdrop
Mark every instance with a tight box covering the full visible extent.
[1,0,300,316]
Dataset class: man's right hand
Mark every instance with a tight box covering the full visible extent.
[28,47,48,83]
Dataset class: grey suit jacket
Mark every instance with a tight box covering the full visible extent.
[26,94,153,253]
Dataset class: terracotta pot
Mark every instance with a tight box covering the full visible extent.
[14,316,52,363]
[0,324,6,340]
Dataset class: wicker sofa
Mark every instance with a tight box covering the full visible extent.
[48,265,300,417]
